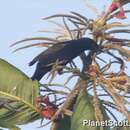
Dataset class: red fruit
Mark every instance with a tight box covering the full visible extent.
[41,106,57,119]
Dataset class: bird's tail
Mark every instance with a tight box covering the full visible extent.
[29,54,41,66]
[29,57,39,66]
[31,74,43,81]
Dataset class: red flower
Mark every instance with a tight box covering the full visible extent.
[35,95,49,105]
[41,106,57,119]
[108,1,120,13]
[35,95,58,120]
[107,0,127,19]
[115,8,127,19]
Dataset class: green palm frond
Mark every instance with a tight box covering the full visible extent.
[0,59,40,130]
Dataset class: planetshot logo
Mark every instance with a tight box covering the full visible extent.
[82,120,130,127]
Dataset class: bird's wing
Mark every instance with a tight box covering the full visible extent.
[29,43,67,66]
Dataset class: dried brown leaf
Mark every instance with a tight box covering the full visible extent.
[11,37,59,47]
[104,22,130,30]
[104,44,130,61]
[12,42,52,52]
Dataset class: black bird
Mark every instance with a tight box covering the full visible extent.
[29,37,100,81]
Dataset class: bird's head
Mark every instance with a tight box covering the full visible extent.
[81,38,102,53]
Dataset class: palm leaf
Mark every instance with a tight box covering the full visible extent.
[0,59,40,130]
[51,116,71,130]
[71,90,110,130]
[112,121,130,130]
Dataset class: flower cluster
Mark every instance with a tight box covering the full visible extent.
[107,0,126,19]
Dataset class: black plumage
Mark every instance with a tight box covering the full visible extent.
[29,38,100,81]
